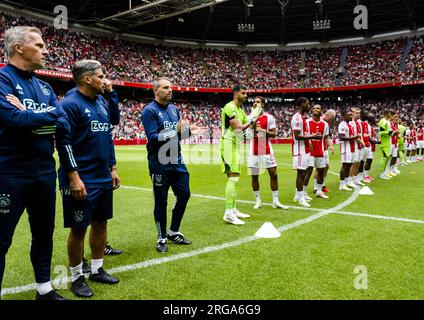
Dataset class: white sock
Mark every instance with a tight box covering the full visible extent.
[225,209,234,217]
[272,191,279,203]
[313,179,318,191]
[364,170,369,177]
[303,186,309,195]
[317,184,323,192]
[91,258,103,274]
[253,191,260,201]
[70,262,83,282]
[296,190,302,199]
[340,180,345,188]
[36,281,53,295]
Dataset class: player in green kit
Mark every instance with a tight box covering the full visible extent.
[398,119,407,166]
[378,110,392,179]
[220,85,262,225]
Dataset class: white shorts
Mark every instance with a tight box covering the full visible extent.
[390,144,398,157]
[417,141,424,149]
[308,156,326,169]
[248,154,277,169]
[352,149,361,163]
[324,150,330,166]
[293,153,310,170]
[341,149,354,164]
[360,147,369,162]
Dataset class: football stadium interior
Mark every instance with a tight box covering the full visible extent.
[0,0,423,302]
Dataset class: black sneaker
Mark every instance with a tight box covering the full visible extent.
[35,290,68,300]
[167,232,191,245]
[89,267,119,285]
[104,243,123,256]
[156,240,167,253]
[82,258,90,274]
[71,275,93,298]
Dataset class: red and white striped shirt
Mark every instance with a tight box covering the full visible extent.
[291,112,310,156]
[361,121,371,148]
[250,113,276,156]
[307,118,329,157]
[339,121,355,154]
[417,127,424,141]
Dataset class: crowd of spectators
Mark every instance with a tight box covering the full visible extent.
[103,95,423,140]
[1,12,424,89]
[341,40,405,85]
[404,36,424,81]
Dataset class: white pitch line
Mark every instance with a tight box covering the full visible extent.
[120,185,424,224]
[1,189,359,297]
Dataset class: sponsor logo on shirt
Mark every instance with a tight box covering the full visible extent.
[23,99,56,113]
[164,121,178,130]
[91,120,110,132]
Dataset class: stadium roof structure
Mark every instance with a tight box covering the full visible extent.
[2,0,424,44]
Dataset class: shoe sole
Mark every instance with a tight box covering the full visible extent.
[223,219,245,225]
[71,288,93,298]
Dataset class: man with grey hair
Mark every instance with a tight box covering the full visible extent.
[58,59,120,298]
[141,77,192,253]
[0,26,78,300]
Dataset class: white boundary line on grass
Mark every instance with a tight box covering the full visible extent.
[121,185,424,225]
[1,189,360,297]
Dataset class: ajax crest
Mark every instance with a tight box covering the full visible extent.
[0,194,10,208]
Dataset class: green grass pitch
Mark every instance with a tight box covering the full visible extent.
[1,144,424,300]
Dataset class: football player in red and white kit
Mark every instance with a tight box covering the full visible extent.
[388,112,400,176]
[291,97,322,207]
[338,110,359,191]
[348,107,365,188]
[406,122,417,162]
[416,122,424,160]
[358,111,372,183]
[248,96,288,210]
[312,109,335,193]
[363,115,380,181]
[303,105,330,199]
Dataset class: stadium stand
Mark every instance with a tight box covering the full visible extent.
[1,12,424,89]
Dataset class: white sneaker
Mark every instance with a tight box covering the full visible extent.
[253,199,262,210]
[394,169,401,174]
[347,183,358,188]
[297,198,311,207]
[272,201,289,210]
[303,193,312,201]
[234,209,250,219]
[379,174,391,180]
[355,181,365,186]
[223,213,245,225]
[339,185,353,191]
[316,191,329,199]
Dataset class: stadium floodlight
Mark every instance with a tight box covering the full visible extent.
[238,23,255,32]
[313,19,331,30]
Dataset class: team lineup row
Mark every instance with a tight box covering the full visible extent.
[218,88,424,224]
